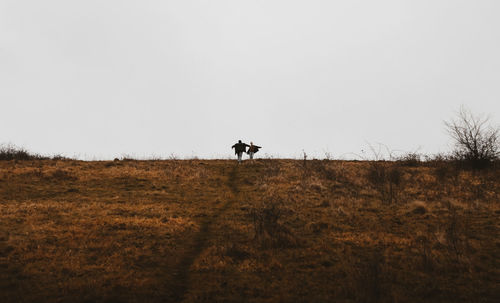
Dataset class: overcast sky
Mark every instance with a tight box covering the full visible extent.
[1,0,499,159]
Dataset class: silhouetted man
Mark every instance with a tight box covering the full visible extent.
[232,140,249,163]
[247,142,262,160]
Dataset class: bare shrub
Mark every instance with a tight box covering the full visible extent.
[445,107,499,169]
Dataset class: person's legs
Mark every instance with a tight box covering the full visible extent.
[237,152,242,163]
[249,152,254,160]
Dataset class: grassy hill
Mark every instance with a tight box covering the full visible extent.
[0,159,498,302]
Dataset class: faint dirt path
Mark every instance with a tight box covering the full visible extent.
[168,164,241,302]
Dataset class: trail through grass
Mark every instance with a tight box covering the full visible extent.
[168,164,241,302]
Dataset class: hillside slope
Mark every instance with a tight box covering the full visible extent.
[0,159,498,302]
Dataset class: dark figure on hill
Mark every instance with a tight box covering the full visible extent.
[232,140,249,163]
[247,142,262,160]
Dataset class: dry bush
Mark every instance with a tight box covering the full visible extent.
[445,107,499,169]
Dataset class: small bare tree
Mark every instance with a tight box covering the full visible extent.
[445,107,499,167]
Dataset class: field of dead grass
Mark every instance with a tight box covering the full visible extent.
[0,159,498,302]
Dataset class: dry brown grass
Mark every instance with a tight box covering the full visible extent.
[0,159,498,302]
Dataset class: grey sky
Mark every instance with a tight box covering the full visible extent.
[1,0,499,159]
